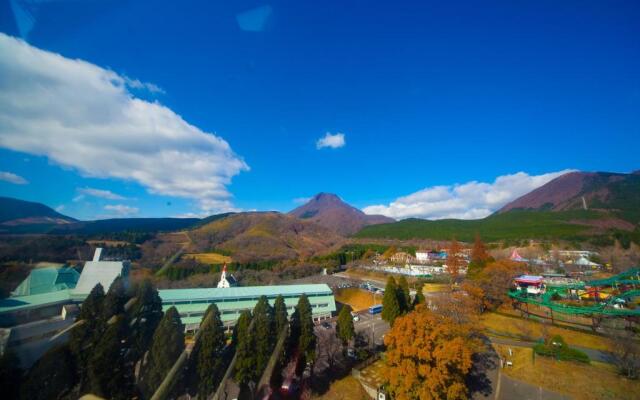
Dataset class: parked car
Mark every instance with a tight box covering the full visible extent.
[321,321,332,329]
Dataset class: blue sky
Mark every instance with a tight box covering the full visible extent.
[0,1,638,220]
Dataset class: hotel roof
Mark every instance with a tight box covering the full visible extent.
[159,283,332,302]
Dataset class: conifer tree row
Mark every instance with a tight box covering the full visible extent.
[195,304,227,398]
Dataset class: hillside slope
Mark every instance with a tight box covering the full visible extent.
[354,209,608,242]
[189,212,343,262]
[499,171,640,225]
[289,193,393,235]
[0,196,76,232]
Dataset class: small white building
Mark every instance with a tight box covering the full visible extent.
[217,264,237,288]
[415,252,430,263]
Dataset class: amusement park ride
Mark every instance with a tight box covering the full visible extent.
[510,268,640,329]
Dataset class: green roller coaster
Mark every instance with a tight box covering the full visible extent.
[509,268,640,319]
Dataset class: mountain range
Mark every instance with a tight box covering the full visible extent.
[2,170,638,247]
[357,171,640,242]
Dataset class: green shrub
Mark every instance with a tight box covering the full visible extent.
[533,335,590,364]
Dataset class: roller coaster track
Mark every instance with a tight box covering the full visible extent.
[509,268,640,317]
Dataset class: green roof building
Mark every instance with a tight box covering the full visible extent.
[159,284,336,332]
[12,266,79,297]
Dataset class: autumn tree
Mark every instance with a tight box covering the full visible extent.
[382,276,401,325]
[468,233,492,278]
[382,245,398,260]
[336,306,355,346]
[431,288,481,325]
[383,306,480,400]
[446,238,464,286]
[470,260,525,310]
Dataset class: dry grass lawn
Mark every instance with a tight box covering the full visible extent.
[423,283,448,293]
[335,288,381,311]
[494,344,639,400]
[312,375,369,400]
[481,312,612,351]
[186,252,232,264]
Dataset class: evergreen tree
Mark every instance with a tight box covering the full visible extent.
[234,311,257,387]
[131,280,163,359]
[397,276,411,313]
[0,350,22,400]
[20,345,77,400]
[413,283,426,307]
[233,309,252,345]
[291,294,316,360]
[89,315,133,400]
[69,283,105,389]
[103,276,128,320]
[196,304,226,398]
[336,306,355,346]
[274,294,288,333]
[382,277,401,325]
[140,306,184,399]
[253,296,276,375]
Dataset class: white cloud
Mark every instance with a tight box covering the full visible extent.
[0,34,249,214]
[0,171,28,184]
[363,169,575,220]
[77,187,126,200]
[103,204,139,217]
[316,132,346,149]
[55,205,65,212]
[293,196,311,204]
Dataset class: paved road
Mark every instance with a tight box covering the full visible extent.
[353,312,389,347]
[470,339,572,400]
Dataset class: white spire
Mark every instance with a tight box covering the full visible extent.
[217,263,230,288]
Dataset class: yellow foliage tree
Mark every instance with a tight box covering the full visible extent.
[383,306,480,400]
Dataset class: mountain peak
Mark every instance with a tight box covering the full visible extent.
[311,192,342,203]
[289,193,393,235]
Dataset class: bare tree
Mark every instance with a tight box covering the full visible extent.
[608,329,640,379]
[321,333,343,372]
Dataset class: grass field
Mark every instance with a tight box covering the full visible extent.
[481,312,612,351]
[334,288,381,311]
[312,375,369,400]
[494,343,639,400]
[423,283,448,293]
[186,252,232,264]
